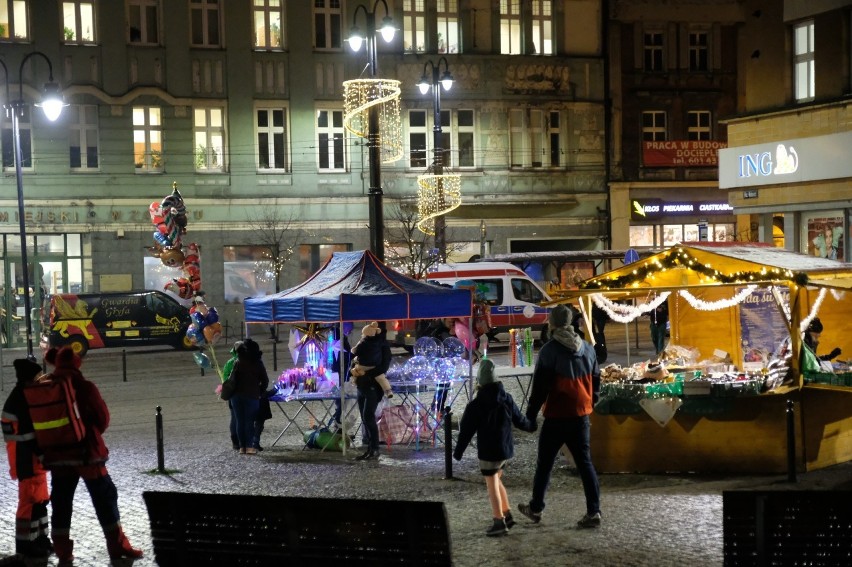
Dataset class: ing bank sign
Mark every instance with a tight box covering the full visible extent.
[719,131,852,189]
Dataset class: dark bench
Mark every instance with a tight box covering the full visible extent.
[143,491,452,566]
[723,490,852,566]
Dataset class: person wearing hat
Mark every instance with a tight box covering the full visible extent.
[2,358,53,559]
[229,338,269,455]
[803,317,842,362]
[454,358,534,537]
[519,304,602,529]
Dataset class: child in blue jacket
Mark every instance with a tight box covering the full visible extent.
[454,358,534,537]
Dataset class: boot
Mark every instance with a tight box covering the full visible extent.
[52,533,74,565]
[105,524,144,560]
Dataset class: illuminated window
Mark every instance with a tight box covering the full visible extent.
[1,105,31,170]
[499,0,520,54]
[316,109,345,171]
[128,0,159,44]
[437,0,458,54]
[253,0,284,49]
[0,0,30,40]
[408,109,427,168]
[313,0,341,50]
[531,0,552,55]
[69,105,99,170]
[62,0,95,43]
[794,20,815,101]
[223,245,278,304]
[510,109,560,168]
[402,0,425,53]
[642,111,667,142]
[256,106,290,172]
[133,106,163,173]
[687,111,711,141]
[456,109,475,168]
[190,0,221,47]
[194,107,225,172]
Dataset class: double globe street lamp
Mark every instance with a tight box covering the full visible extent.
[1,52,66,359]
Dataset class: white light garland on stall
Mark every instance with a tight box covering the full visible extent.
[679,285,757,311]
[799,288,828,334]
[591,292,670,324]
[770,285,791,323]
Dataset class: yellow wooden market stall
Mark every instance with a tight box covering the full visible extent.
[558,243,852,474]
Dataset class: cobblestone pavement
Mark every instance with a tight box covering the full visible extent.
[1,326,850,566]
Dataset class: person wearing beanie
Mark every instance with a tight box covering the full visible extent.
[454,358,535,537]
[43,346,143,564]
[803,317,842,362]
[2,358,53,559]
[519,303,603,529]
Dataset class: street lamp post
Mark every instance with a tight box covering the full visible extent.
[416,57,453,263]
[1,52,65,360]
[348,0,395,261]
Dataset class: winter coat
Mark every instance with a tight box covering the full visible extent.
[355,333,391,393]
[527,328,600,421]
[454,382,532,462]
[50,365,111,467]
[1,386,45,480]
[231,356,269,399]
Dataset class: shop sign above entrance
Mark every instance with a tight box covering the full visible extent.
[631,199,733,220]
[719,131,852,188]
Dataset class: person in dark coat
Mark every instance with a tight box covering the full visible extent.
[454,359,534,537]
[230,338,269,455]
[354,322,391,461]
[803,317,842,362]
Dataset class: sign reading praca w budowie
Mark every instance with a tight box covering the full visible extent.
[718,131,852,189]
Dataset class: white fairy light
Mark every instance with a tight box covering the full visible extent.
[591,292,670,324]
[679,285,757,311]
[799,288,828,334]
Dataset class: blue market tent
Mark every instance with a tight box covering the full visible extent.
[244,250,472,324]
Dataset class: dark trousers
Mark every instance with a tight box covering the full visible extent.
[231,394,259,450]
[650,322,667,354]
[357,386,381,452]
[51,470,121,533]
[530,416,600,516]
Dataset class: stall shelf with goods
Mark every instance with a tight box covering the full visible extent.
[555,243,852,474]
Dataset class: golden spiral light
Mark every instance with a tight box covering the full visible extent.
[343,78,403,163]
[416,171,462,235]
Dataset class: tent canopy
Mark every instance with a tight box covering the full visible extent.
[244,250,472,324]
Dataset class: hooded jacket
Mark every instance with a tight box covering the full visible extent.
[526,326,600,420]
[454,382,532,462]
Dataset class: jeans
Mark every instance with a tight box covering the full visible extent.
[229,400,239,448]
[231,394,260,450]
[530,416,600,516]
[650,322,667,354]
[357,386,381,452]
[51,471,121,532]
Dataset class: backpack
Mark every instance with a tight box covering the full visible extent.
[23,375,87,466]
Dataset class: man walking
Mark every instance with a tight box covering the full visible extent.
[519,304,602,528]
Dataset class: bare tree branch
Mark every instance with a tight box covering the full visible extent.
[245,209,304,294]
[384,202,464,278]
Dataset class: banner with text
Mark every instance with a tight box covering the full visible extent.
[643,141,727,167]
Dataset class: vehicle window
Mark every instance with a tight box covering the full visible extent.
[511,279,542,303]
[471,279,502,305]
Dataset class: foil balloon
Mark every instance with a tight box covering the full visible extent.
[186,323,205,346]
[454,319,473,350]
[203,322,222,343]
[193,351,211,368]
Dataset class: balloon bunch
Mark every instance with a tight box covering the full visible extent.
[148,183,202,300]
[162,242,202,300]
[186,296,222,347]
[149,184,187,250]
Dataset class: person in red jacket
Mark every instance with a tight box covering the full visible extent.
[2,358,53,559]
[519,304,602,529]
[44,347,143,564]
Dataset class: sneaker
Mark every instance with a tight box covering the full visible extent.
[503,512,516,529]
[577,512,601,529]
[485,518,509,537]
[517,503,541,524]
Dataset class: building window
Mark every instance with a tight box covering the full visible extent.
[688,31,708,71]
[531,0,552,55]
[69,104,98,170]
[253,0,284,49]
[313,0,341,50]
[402,0,425,53]
[436,0,458,54]
[190,0,220,47]
[642,111,667,141]
[316,109,345,171]
[1,105,31,170]
[299,243,350,281]
[456,109,475,168]
[644,31,664,71]
[547,111,561,166]
[509,109,560,168]
[62,1,95,43]
[794,20,815,101]
[128,0,159,44]
[223,245,278,304]
[687,111,711,141]
[133,106,163,173]
[256,106,289,172]
[500,0,521,55]
[0,0,29,40]
[408,110,427,168]
[194,107,225,172]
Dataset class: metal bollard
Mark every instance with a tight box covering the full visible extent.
[156,406,165,474]
[122,349,127,382]
[443,407,453,480]
[786,399,797,483]
[273,340,278,372]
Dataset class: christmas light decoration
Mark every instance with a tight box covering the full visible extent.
[416,167,462,235]
[799,288,827,334]
[679,285,757,311]
[591,292,670,324]
[343,78,403,163]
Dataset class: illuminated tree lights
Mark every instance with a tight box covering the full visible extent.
[579,247,801,290]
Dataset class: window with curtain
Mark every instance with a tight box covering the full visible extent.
[437,0,458,54]
[794,20,815,101]
[62,0,95,43]
[133,106,163,173]
[0,0,30,40]
[128,0,159,44]
[499,0,521,54]
[194,107,225,172]
[531,0,553,55]
[253,0,284,49]
[402,0,425,53]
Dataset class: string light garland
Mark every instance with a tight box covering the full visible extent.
[591,292,670,324]
[679,285,757,311]
[799,288,827,334]
[343,78,403,163]
[580,247,801,290]
[416,168,462,235]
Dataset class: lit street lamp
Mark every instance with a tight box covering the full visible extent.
[348,0,395,261]
[416,57,453,263]
[1,52,66,360]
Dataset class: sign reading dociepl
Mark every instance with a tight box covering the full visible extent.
[631,199,733,220]
[719,131,852,188]
[643,141,727,167]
